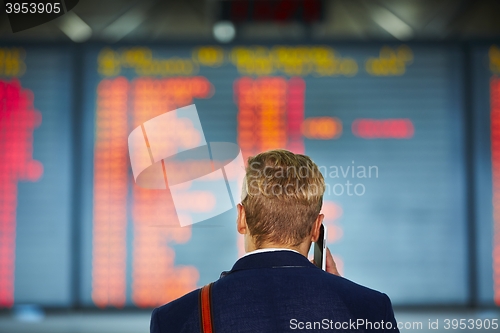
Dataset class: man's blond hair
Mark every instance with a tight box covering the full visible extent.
[241,149,325,248]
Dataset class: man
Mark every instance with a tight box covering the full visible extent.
[151,149,399,332]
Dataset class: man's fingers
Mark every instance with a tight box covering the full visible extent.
[311,248,341,276]
[325,247,341,276]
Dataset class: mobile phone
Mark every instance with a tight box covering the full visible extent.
[313,224,327,270]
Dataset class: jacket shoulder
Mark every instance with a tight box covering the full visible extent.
[150,288,201,333]
[332,275,397,327]
[334,274,386,299]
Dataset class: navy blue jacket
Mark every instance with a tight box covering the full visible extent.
[150,250,399,332]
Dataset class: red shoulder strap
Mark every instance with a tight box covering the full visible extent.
[199,282,214,333]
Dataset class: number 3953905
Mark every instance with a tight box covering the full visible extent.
[5,2,62,14]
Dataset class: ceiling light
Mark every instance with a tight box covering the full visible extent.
[58,12,92,43]
[213,21,236,43]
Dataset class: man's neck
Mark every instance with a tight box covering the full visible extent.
[247,242,311,258]
[241,247,301,258]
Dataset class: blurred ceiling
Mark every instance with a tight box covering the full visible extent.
[1,0,500,42]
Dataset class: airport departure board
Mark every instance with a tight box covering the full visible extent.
[80,44,467,307]
[0,47,73,307]
[472,44,500,306]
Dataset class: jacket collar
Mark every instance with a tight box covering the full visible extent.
[224,250,317,276]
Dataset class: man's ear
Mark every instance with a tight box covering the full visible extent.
[237,203,248,235]
[310,214,324,242]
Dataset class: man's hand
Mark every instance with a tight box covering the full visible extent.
[310,247,341,276]
[325,247,340,276]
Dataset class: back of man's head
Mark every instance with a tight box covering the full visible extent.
[241,149,325,248]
